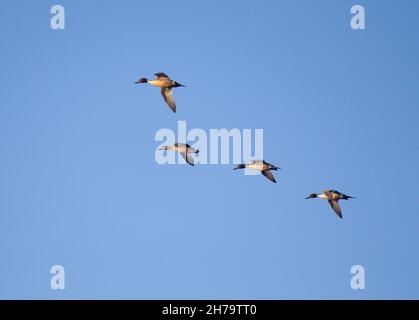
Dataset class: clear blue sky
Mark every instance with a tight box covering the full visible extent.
[1,0,419,299]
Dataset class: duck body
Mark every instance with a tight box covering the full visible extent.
[135,73,185,113]
[147,79,172,88]
[159,143,198,166]
[246,160,277,171]
[234,160,280,183]
[171,143,198,154]
[305,190,355,219]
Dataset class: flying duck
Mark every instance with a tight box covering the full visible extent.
[159,143,199,166]
[135,73,185,113]
[305,190,355,219]
[233,160,280,183]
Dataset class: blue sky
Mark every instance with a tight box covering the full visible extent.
[1,0,419,299]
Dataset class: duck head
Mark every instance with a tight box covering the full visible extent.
[233,164,246,170]
[158,146,169,151]
[305,193,318,199]
[135,78,148,84]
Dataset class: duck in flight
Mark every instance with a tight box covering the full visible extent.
[135,73,185,113]
[159,143,199,166]
[305,190,355,219]
[233,160,280,183]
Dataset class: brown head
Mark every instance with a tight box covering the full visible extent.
[135,78,148,84]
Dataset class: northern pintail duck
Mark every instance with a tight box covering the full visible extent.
[305,190,355,219]
[159,143,199,166]
[135,72,185,113]
[234,160,280,183]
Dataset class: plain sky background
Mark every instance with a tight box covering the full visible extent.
[1,0,419,299]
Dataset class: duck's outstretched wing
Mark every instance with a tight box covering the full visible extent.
[328,200,342,219]
[161,88,176,113]
[155,72,170,79]
[179,152,194,166]
[262,170,276,183]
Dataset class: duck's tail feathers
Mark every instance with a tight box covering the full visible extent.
[343,195,356,200]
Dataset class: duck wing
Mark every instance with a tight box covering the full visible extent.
[324,190,333,197]
[155,72,170,79]
[262,170,276,183]
[328,200,343,219]
[161,88,176,113]
[179,152,194,166]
